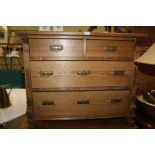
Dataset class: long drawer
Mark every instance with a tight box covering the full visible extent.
[30,61,135,89]
[33,90,130,119]
[86,40,135,60]
[29,39,83,58]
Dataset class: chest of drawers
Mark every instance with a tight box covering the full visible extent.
[20,31,146,128]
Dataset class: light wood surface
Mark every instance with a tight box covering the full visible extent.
[29,39,83,57]
[31,61,134,89]
[23,43,35,128]
[16,31,147,38]
[19,31,145,127]
[86,40,135,59]
[33,90,129,120]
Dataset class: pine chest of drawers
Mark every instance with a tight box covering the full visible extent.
[20,32,146,128]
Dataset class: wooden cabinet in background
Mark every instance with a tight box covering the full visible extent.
[133,26,155,93]
[19,32,146,128]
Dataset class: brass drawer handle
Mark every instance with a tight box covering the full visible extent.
[111,98,122,104]
[77,100,90,104]
[77,70,90,75]
[113,70,125,76]
[39,71,53,77]
[104,46,117,52]
[41,100,54,105]
[49,45,63,52]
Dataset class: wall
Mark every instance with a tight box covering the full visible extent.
[9,26,107,32]
[9,26,109,44]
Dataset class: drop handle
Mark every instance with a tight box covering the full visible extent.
[39,71,53,77]
[113,70,125,76]
[104,46,117,52]
[49,45,63,52]
[77,70,90,75]
[111,98,122,104]
[77,100,90,104]
[41,100,54,106]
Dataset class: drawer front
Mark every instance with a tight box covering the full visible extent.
[30,61,134,89]
[29,39,83,58]
[33,90,130,119]
[86,40,135,59]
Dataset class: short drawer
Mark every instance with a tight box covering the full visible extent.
[29,39,83,58]
[86,40,135,60]
[30,61,135,89]
[33,90,130,119]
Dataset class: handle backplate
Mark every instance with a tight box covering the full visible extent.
[113,70,125,76]
[49,45,63,52]
[41,100,54,105]
[77,70,90,75]
[39,71,53,77]
[77,100,90,104]
[111,98,122,104]
[104,46,117,52]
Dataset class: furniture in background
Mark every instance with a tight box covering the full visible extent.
[0,44,22,70]
[135,99,155,129]
[6,44,22,69]
[133,26,155,93]
[134,42,155,128]
[18,31,146,128]
[0,45,8,69]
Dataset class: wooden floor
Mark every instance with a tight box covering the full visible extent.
[0,115,137,129]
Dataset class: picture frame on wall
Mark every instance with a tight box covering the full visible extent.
[0,26,8,43]
[53,26,63,31]
[39,26,51,31]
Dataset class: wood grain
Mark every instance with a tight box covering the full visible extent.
[30,61,135,89]
[86,40,135,59]
[23,43,35,128]
[29,39,83,57]
[33,90,130,120]
[18,31,146,126]
[16,31,147,38]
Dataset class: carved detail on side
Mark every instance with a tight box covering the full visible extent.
[26,106,35,129]
[25,69,31,89]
